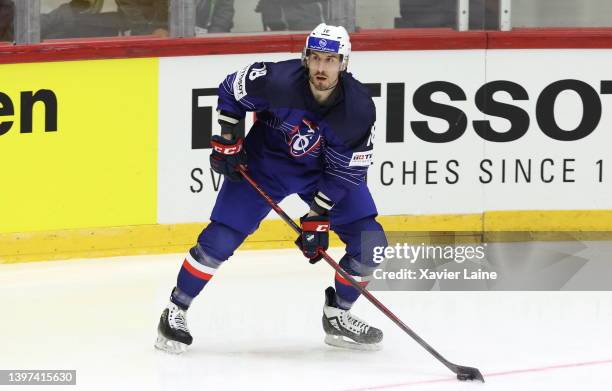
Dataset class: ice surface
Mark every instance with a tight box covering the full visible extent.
[1,248,611,390]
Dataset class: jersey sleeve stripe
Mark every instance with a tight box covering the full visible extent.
[325,170,361,186]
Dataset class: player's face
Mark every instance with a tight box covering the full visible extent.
[307,51,342,91]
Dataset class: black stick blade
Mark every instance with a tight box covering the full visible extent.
[456,366,485,382]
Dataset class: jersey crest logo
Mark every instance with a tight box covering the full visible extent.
[288,118,321,157]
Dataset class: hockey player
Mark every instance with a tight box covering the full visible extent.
[155,23,388,354]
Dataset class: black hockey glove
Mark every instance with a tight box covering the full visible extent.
[210,135,246,181]
[295,214,329,264]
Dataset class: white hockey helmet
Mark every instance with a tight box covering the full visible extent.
[302,23,351,71]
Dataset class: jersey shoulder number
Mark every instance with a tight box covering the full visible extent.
[249,64,267,81]
[233,62,267,101]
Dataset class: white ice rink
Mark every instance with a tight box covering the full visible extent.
[1,248,611,391]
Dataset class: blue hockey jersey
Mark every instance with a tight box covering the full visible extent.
[216,59,376,211]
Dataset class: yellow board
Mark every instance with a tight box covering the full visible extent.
[0,58,158,234]
[2,211,610,264]
[484,210,612,231]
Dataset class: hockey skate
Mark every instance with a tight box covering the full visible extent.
[154,302,193,354]
[322,287,383,351]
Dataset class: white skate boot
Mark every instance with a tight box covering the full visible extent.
[154,302,193,354]
[322,287,383,351]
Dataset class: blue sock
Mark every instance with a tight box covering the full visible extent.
[171,244,222,309]
[333,255,370,310]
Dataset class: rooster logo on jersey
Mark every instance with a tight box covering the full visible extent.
[287,118,321,157]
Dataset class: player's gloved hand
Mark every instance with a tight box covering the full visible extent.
[295,214,329,264]
[210,135,246,181]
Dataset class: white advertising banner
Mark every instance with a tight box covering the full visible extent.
[158,50,612,224]
[158,53,292,224]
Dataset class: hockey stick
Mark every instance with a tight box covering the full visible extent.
[237,165,484,382]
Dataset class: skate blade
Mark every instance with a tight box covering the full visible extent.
[324,334,382,351]
[154,335,188,355]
